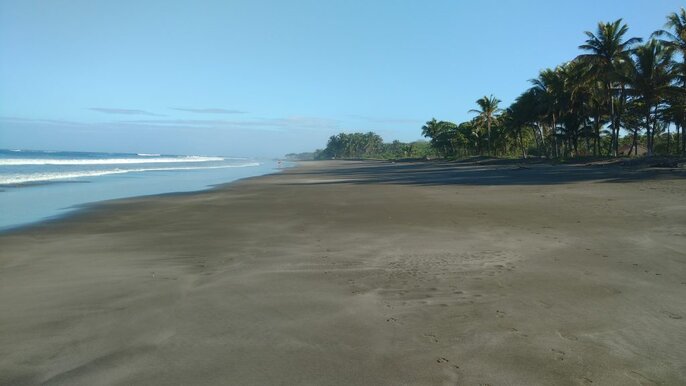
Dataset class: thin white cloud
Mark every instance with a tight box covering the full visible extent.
[347,114,422,125]
[88,108,161,116]
[1,115,340,134]
[171,108,246,114]
[119,116,340,132]
[0,116,89,126]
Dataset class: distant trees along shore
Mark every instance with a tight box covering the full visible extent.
[302,9,686,161]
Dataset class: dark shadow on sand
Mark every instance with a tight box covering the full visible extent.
[283,160,686,187]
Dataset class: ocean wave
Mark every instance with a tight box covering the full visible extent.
[0,163,260,185]
[137,153,161,156]
[0,156,224,166]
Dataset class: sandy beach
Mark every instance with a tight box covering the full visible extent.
[1,160,685,385]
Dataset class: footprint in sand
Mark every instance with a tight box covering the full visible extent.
[424,333,439,343]
[551,348,566,361]
[627,370,660,384]
[538,300,553,309]
[660,310,683,320]
[557,330,579,341]
[510,328,529,338]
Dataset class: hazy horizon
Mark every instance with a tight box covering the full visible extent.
[1,0,682,157]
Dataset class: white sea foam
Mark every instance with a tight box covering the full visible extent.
[137,153,161,156]
[0,163,260,185]
[0,156,224,166]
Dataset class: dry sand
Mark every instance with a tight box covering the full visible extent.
[1,160,685,385]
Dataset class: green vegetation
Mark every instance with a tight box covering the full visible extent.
[284,152,319,161]
[313,132,434,160]
[309,9,686,161]
[423,9,686,159]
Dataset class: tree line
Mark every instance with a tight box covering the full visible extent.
[308,132,434,160]
[301,9,686,162]
[423,9,686,159]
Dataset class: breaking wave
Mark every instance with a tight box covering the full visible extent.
[0,163,260,185]
[0,156,224,166]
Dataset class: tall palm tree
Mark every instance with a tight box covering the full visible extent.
[530,68,565,157]
[585,79,610,156]
[628,40,676,155]
[653,8,686,154]
[469,95,501,156]
[577,19,642,156]
[557,61,593,157]
[664,92,686,154]
[507,89,541,158]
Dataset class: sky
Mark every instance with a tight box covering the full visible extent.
[0,0,683,157]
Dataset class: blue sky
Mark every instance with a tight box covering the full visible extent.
[0,0,682,157]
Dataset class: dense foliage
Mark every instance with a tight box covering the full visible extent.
[315,132,434,160]
[305,9,686,161]
[422,9,686,158]
[284,152,319,161]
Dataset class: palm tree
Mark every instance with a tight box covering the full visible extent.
[628,40,676,155]
[585,79,610,156]
[421,118,447,156]
[577,19,642,156]
[469,95,501,156]
[653,8,686,154]
[664,92,686,154]
[530,68,566,157]
[421,118,440,139]
[558,61,593,157]
[507,89,540,158]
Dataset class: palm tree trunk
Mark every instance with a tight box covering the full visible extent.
[646,108,653,157]
[594,115,600,157]
[616,84,627,157]
[537,123,546,156]
[552,132,557,158]
[667,124,671,155]
[551,116,558,158]
[486,118,492,156]
[612,114,619,157]
[608,82,617,157]
[650,104,660,157]
[654,105,661,156]
[519,130,526,159]
[533,125,541,156]
[676,122,681,155]
[585,125,591,155]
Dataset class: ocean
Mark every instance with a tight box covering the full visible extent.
[0,149,280,231]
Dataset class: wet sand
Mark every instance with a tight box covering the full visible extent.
[1,160,685,385]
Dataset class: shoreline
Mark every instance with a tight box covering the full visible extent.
[1,160,685,385]
[0,163,290,236]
